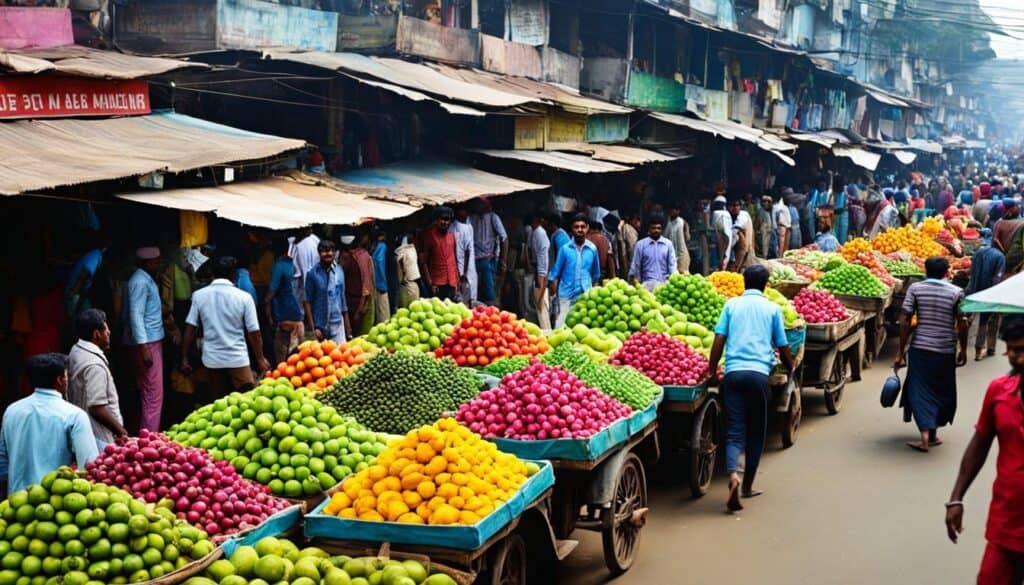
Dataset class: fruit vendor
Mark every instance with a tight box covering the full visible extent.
[967,229,1005,361]
[182,256,269,397]
[895,257,968,453]
[0,353,98,494]
[451,206,478,304]
[708,265,795,512]
[417,206,460,301]
[123,246,168,433]
[945,316,1024,583]
[629,213,677,290]
[264,236,305,364]
[68,308,127,449]
[549,214,601,329]
[527,215,551,330]
[814,217,841,253]
[303,240,353,344]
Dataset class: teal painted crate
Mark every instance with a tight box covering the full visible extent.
[663,383,707,403]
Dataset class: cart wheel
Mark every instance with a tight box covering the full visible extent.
[601,452,647,575]
[780,383,801,448]
[489,533,527,585]
[688,397,719,498]
[824,353,848,415]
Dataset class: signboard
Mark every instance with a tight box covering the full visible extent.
[396,15,479,66]
[625,70,685,113]
[0,77,150,119]
[217,0,338,51]
[338,14,398,52]
[509,0,546,46]
[0,7,73,50]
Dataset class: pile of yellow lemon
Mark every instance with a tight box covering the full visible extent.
[839,238,873,261]
[919,216,944,238]
[324,418,532,526]
[872,225,946,258]
[707,271,745,298]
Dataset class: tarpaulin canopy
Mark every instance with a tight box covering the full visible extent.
[117,174,421,230]
[961,273,1024,314]
[649,112,796,166]
[832,145,882,171]
[0,111,306,195]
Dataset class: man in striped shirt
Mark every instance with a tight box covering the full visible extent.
[895,257,969,453]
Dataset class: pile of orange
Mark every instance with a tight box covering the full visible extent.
[839,238,873,262]
[707,271,745,298]
[846,251,896,289]
[872,225,947,258]
[265,339,373,391]
[323,418,535,525]
[920,216,944,238]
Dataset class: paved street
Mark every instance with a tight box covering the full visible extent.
[558,337,1005,584]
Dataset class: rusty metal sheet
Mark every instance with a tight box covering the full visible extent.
[337,13,397,53]
[338,159,548,205]
[113,0,218,54]
[0,45,205,79]
[547,111,586,144]
[541,47,580,89]
[508,0,547,46]
[514,117,545,150]
[579,57,628,105]
[396,15,479,66]
[585,114,629,143]
[480,34,541,79]
[546,142,685,164]
[216,0,337,51]
[469,148,632,173]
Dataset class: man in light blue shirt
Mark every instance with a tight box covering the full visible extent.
[0,353,98,493]
[372,230,390,324]
[304,240,351,344]
[469,199,509,306]
[64,232,108,318]
[548,214,601,329]
[709,265,795,512]
[182,256,268,398]
[629,213,677,290]
[123,246,166,432]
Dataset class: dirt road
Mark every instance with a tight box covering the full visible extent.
[558,341,1004,584]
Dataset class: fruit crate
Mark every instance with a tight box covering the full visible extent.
[662,382,708,403]
[304,461,555,550]
[137,545,223,585]
[833,289,892,316]
[220,504,304,557]
[772,280,811,299]
[805,312,861,343]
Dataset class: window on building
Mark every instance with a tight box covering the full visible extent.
[549,0,580,54]
[479,0,505,37]
[580,4,628,59]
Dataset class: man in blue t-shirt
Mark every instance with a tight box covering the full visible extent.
[709,265,796,512]
[264,237,305,364]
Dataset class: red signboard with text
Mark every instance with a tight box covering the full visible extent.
[0,77,150,119]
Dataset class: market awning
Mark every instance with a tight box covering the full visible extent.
[0,45,205,79]
[467,149,633,173]
[891,150,917,165]
[832,145,882,171]
[961,272,1024,314]
[965,139,986,149]
[262,50,541,109]
[649,112,797,166]
[786,132,837,148]
[906,139,943,155]
[546,142,688,165]
[117,174,421,230]
[0,111,306,196]
[865,87,914,109]
[337,159,548,205]
[335,74,485,117]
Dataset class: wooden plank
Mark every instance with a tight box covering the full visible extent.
[480,34,542,79]
[396,15,479,66]
[547,111,586,144]
[514,117,545,150]
[337,13,397,52]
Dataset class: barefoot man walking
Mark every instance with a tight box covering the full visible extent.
[709,265,795,511]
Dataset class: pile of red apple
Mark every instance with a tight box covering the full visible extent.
[792,288,849,324]
[610,330,709,386]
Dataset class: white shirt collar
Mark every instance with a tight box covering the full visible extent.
[210,278,234,286]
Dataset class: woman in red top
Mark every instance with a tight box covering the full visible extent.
[946,315,1024,584]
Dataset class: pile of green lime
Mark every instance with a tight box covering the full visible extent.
[479,355,531,378]
[186,536,457,585]
[366,298,471,353]
[541,343,661,410]
[0,467,213,585]
[168,379,389,498]
[565,279,684,339]
[812,264,888,297]
[654,274,726,330]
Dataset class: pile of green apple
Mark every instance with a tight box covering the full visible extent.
[565,279,687,339]
[654,274,726,331]
[764,287,804,329]
[0,467,214,585]
[547,324,623,360]
[185,536,457,585]
[168,379,389,499]
[366,299,471,353]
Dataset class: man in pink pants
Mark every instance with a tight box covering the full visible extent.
[124,247,166,431]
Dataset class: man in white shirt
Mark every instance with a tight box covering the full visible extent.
[451,207,478,304]
[291,227,320,302]
[773,192,792,257]
[528,216,551,330]
[68,309,126,449]
[726,199,754,271]
[181,256,269,399]
[665,204,690,274]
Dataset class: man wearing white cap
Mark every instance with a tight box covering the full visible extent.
[124,246,166,432]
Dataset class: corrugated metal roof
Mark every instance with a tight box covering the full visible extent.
[338,159,548,205]
[336,73,485,117]
[427,63,631,115]
[833,146,881,171]
[892,150,917,165]
[649,112,796,166]
[906,139,943,154]
[468,149,632,173]
[546,142,686,164]
[0,111,305,196]
[117,174,421,230]
[262,50,540,109]
[0,45,204,79]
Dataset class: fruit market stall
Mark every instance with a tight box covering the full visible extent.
[303,419,559,585]
[808,263,893,365]
[793,290,865,415]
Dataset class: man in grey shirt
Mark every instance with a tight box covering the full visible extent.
[68,308,126,449]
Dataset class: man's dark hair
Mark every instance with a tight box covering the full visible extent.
[588,220,602,230]
[76,308,107,341]
[743,264,771,291]
[1000,315,1024,342]
[317,240,337,253]
[26,353,68,389]
[648,213,666,227]
[570,213,588,226]
[211,256,239,280]
[433,206,454,221]
[273,237,290,257]
[547,213,563,228]
[924,257,949,279]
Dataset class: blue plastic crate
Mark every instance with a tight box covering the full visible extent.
[221,504,303,558]
[303,460,555,551]
[663,384,707,403]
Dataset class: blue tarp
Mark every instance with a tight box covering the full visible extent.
[221,505,303,557]
[304,460,555,551]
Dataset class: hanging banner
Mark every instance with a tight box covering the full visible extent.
[0,77,150,119]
